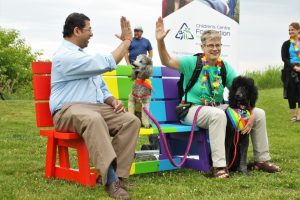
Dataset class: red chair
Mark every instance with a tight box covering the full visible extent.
[32,62,97,186]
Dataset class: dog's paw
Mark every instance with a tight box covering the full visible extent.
[238,165,250,176]
[142,124,152,129]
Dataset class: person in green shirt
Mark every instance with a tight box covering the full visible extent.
[155,17,280,178]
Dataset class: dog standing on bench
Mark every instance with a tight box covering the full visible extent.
[225,76,258,174]
[128,54,159,150]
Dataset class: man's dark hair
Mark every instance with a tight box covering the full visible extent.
[63,13,90,37]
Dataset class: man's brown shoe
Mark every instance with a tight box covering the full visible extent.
[254,161,280,173]
[119,178,134,190]
[105,180,131,199]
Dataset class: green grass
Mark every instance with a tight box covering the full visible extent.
[1,88,300,199]
[245,66,283,90]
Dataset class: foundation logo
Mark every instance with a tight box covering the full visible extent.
[175,23,194,40]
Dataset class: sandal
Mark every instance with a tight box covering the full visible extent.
[254,161,280,173]
[290,116,297,122]
[212,167,229,179]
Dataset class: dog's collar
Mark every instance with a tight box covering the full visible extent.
[135,79,153,90]
[132,93,151,99]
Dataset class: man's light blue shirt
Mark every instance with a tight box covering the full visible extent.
[49,40,116,114]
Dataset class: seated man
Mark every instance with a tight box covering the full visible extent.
[50,13,140,199]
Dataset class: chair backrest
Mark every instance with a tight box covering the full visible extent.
[32,62,53,128]
[32,62,181,128]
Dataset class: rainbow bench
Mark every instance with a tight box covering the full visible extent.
[32,62,211,186]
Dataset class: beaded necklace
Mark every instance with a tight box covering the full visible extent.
[290,36,300,58]
[199,55,223,105]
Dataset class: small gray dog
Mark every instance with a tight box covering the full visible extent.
[128,54,153,128]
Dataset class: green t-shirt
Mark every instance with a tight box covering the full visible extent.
[179,55,237,105]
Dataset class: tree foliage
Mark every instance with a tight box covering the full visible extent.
[0,27,41,94]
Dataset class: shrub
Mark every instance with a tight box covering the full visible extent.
[0,27,41,99]
[245,66,283,90]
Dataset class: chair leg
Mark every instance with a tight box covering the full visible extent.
[45,137,57,178]
[58,146,70,168]
[77,139,96,186]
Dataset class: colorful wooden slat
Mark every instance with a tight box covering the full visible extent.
[151,78,164,99]
[162,78,179,99]
[102,77,119,99]
[115,65,132,76]
[33,75,51,101]
[35,102,53,127]
[32,62,52,74]
[161,67,180,77]
[134,160,159,174]
[149,101,166,122]
[117,77,134,100]
[164,100,179,122]
[159,158,181,171]
[152,66,162,77]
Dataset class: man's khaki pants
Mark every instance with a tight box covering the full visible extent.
[53,103,140,184]
[182,106,271,168]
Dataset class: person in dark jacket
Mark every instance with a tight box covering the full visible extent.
[281,22,300,122]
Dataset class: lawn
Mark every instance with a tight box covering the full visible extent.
[0,88,299,200]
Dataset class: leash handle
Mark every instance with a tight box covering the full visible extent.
[143,106,203,168]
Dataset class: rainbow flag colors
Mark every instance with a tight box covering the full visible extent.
[226,107,250,131]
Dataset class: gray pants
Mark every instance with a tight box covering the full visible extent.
[53,103,140,184]
[182,106,271,167]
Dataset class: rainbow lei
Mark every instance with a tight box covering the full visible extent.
[199,55,222,105]
[290,36,300,58]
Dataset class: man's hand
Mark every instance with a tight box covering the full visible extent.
[156,17,170,42]
[115,16,132,41]
[111,99,126,113]
[242,112,255,135]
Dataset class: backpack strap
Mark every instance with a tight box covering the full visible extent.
[220,60,227,87]
[183,53,203,102]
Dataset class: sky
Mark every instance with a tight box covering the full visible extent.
[0,0,299,72]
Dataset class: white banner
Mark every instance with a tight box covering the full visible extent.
[162,0,240,73]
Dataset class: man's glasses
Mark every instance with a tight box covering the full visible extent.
[204,44,222,49]
[82,28,92,33]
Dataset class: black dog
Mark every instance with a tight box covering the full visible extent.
[225,76,258,173]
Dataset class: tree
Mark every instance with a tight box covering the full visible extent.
[0,27,41,95]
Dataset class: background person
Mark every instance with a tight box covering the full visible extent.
[125,25,153,65]
[50,13,140,199]
[281,22,300,122]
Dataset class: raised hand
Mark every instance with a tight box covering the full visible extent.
[115,16,132,41]
[156,17,170,42]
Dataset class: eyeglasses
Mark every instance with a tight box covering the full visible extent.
[204,44,222,49]
[82,28,92,33]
